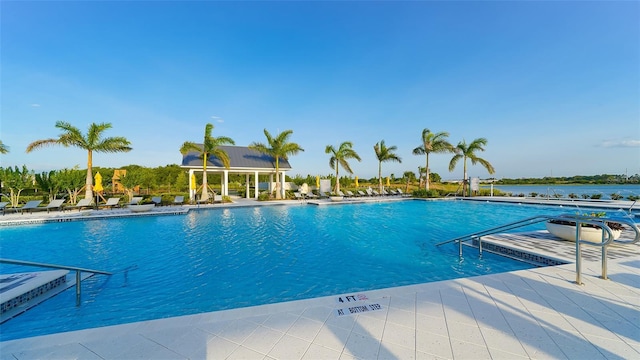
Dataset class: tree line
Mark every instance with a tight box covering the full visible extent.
[1,121,497,204]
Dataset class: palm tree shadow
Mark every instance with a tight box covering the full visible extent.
[464,270,639,358]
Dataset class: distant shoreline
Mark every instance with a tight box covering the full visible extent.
[481,184,640,200]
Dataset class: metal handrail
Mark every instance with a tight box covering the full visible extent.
[435,213,640,285]
[0,258,111,306]
[435,215,554,246]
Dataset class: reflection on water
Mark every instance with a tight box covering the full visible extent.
[0,200,588,340]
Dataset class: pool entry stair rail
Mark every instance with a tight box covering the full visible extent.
[436,214,640,285]
[0,258,112,322]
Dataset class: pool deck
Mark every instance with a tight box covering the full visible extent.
[1,197,639,359]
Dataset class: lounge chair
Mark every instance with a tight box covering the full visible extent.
[358,190,367,197]
[101,198,121,209]
[293,192,305,201]
[128,197,143,206]
[319,191,331,199]
[45,199,66,213]
[345,190,356,197]
[397,188,410,197]
[366,188,374,196]
[66,198,94,211]
[0,201,9,215]
[306,192,318,199]
[381,189,389,196]
[20,200,43,214]
[172,195,184,206]
[151,197,163,206]
[371,190,381,196]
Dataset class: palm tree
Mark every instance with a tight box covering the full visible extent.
[373,140,402,193]
[412,129,453,191]
[0,140,9,154]
[249,129,304,199]
[325,141,361,193]
[448,138,495,196]
[26,121,131,199]
[180,123,235,202]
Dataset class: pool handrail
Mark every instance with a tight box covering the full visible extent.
[436,213,640,285]
[435,215,555,247]
[0,258,112,306]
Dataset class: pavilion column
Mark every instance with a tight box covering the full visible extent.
[223,170,229,196]
[281,171,286,198]
[245,174,250,199]
[269,174,273,194]
[254,171,259,199]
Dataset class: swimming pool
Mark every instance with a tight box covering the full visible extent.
[1,200,573,340]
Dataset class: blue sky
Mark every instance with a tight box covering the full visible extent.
[2,1,638,180]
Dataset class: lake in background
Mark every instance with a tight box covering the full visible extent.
[482,184,640,199]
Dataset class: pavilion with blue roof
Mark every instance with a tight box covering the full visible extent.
[180,145,292,201]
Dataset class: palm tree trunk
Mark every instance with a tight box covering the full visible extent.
[378,161,383,193]
[201,154,210,202]
[85,150,94,200]
[335,167,340,193]
[275,157,282,199]
[463,157,468,197]
[425,155,430,191]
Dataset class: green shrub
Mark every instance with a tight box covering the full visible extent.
[257,192,271,201]
[412,189,441,198]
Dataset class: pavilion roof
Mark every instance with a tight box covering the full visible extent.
[180,145,292,170]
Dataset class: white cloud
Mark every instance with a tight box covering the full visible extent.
[600,139,640,148]
[210,116,224,123]
[30,103,41,107]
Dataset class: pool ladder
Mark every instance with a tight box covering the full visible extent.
[0,258,112,306]
[436,214,640,285]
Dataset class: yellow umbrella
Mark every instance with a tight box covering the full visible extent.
[354,176,359,188]
[316,175,320,189]
[94,172,103,192]
[386,177,390,186]
[190,173,197,190]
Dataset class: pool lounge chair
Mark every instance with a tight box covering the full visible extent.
[66,198,94,211]
[45,199,66,213]
[345,190,356,198]
[151,197,163,206]
[172,195,184,206]
[20,200,43,214]
[101,198,121,210]
[397,188,410,197]
[128,197,143,206]
[358,190,367,197]
[0,201,9,215]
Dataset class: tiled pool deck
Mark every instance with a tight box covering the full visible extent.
[1,197,638,359]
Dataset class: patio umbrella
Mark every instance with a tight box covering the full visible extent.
[190,173,197,190]
[316,175,320,189]
[94,172,103,192]
[354,176,359,188]
[386,177,390,187]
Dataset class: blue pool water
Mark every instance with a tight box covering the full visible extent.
[0,200,595,340]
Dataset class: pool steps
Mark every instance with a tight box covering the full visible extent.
[0,270,70,323]
[0,259,112,323]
